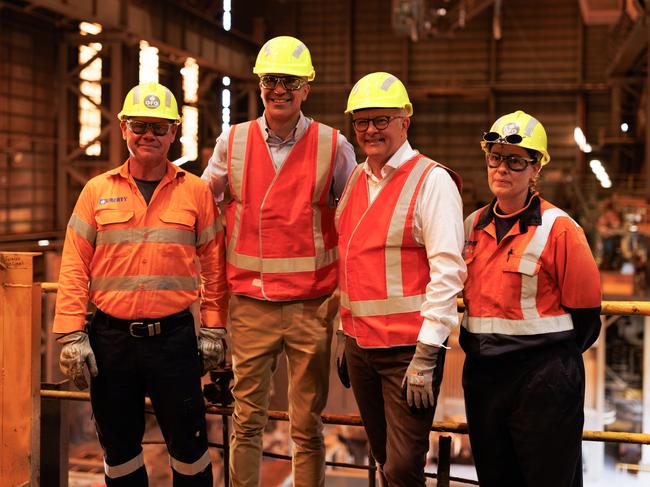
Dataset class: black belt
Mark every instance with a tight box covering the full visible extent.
[95,308,192,338]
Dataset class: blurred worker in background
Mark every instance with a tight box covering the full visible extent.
[335,72,466,487]
[201,35,356,487]
[54,81,229,486]
[461,110,602,487]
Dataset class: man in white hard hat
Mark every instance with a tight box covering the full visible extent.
[201,36,356,487]
[54,82,229,486]
[335,72,466,486]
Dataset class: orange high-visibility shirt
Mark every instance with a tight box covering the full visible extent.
[461,197,601,358]
[53,160,228,333]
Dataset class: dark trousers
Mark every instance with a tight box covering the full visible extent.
[89,310,212,487]
[345,337,445,487]
[463,341,585,487]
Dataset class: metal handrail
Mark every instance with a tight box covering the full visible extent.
[39,282,650,316]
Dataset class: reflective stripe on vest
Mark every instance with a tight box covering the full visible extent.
[96,227,196,246]
[335,165,364,229]
[463,209,481,241]
[227,121,337,274]
[341,290,426,316]
[169,449,211,476]
[341,157,434,316]
[464,206,577,334]
[104,450,144,479]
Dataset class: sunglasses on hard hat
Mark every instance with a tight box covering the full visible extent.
[485,152,537,172]
[259,75,307,91]
[125,120,175,136]
[482,131,524,145]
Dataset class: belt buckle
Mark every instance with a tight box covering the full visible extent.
[129,321,145,338]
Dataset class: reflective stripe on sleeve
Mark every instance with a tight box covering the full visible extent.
[68,213,97,244]
[169,449,211,476]
[197,221,222,247]
[463,313,573,336]
[90,275,199,292]
[341,290,426,316]
[96,227,196,246]
[464,209,481,241]
[104,451,144,478]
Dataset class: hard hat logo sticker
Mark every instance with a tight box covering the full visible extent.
[144,95,161,109]
[503,123,520,136]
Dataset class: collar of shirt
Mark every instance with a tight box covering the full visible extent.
[476,191,542,233]
[108,159,185,183]
[258,111,310,146]
[361,140,418,183]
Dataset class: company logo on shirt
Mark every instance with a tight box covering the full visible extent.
[99,196,128,205]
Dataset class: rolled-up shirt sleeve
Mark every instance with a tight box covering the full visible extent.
[414,167,467,346]
[201,127,231,203]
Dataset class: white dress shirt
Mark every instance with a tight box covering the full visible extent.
[201,112,357,205]
[361,140,467,346]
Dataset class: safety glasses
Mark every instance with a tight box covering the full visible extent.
[482,131,523,145]
[485,152,537,172]
[125,120,175,136]
[259,75,308,91]
[351,115,404,132]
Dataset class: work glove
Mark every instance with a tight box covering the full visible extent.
[57,331,98,390]
[401,341,443,409]
[198,327,227,374]
[335,330,350,389]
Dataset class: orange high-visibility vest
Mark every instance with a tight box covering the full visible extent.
[225,120,339,300]
[461,198,601,358]
[336,155,461,348]
[53,160,228,333]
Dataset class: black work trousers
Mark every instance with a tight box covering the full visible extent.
[345,337,446,487]
[463,341,585,487]
[89,310,212,486]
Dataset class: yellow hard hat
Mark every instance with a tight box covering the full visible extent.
[345,72,413,116]
[117,82,181,122]
[481,110,550,165]
[253,36,315,81]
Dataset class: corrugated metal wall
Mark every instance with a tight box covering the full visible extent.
[264,0,614,213]
[0,9,58,234]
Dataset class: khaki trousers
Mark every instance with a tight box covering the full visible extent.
[229,293,337,487]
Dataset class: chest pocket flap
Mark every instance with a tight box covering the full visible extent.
[159,209,196,228]
[504,256,540,276]
[95,210,134,226]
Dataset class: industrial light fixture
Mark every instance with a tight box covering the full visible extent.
[589,159,611,189]
[573,127,592,153]
[223,0,232,31]
[79,22,103,156]
[222,76,231,133]
[620,122,629,133]
[139,40,159,83]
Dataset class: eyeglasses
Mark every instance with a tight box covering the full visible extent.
[125,120,175,136]
[351,116,404,132]
[482,131,524,145]
[259,75,308,91]
[485,152,537,172]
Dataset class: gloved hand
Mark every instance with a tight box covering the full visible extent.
[57,331,98,390]
[401,341,443,409]
[335,330,350,389]
[198,327,227,374]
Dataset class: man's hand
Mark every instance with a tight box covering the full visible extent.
[58,331,98,390]
[198,327,227,373]
[335,330,350,389]
[401,342,443,409]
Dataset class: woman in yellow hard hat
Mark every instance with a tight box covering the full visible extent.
[461,110,602,487]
